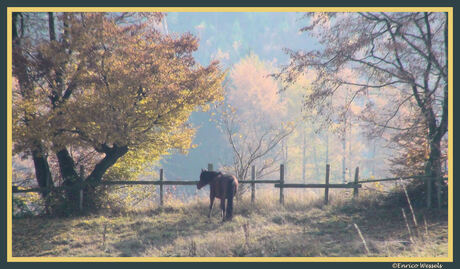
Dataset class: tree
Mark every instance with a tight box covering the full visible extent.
[215,54,293,192]
[278,12,448,201]
[12,12,224,212]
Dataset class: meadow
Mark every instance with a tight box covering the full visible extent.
[12,188,448,257]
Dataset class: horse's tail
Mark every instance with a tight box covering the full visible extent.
[226,178,236,220]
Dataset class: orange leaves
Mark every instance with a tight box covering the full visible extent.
[228,54,285,123]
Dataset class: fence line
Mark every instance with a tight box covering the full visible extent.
[12,163,446,209]
[357,175,436,184]
[274,183,362,188]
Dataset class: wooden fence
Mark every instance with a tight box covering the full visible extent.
[12,163,446,210]
[273,164,362,205]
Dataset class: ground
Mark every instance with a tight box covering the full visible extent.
[12,188,448,257]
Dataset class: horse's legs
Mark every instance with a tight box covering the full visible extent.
[226,196,233,221]
[226,183,235,221]
[220,198,226,221]
[208,196,215,218]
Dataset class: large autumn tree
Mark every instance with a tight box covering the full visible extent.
[278,12,448,204]
[12,12,224,212]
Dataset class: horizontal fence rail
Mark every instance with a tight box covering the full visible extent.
[102,180,199,185]
[357,175,446,184]
[239,180,280,184]
[12,163,446,209]
[274,183,361,188]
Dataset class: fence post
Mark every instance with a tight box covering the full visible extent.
[208,163,213,171]
[325,164,330,205]
[79,165,84,211]
[159,168,164,206]
[251,165,256,203]
[353,167,360,199]
[279,164,284,205]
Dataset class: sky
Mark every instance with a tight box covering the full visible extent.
[165,12,316,68]
[159,12,318,180]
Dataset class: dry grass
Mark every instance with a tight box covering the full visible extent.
[12,188,448,257]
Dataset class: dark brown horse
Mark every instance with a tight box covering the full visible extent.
[197,170,238,221]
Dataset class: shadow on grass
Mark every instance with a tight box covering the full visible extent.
[12,215,81,257]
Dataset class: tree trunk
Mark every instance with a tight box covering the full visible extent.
[12,13,19,40]
[372,141,376,176]
[32,147,54,214]
[56,148,81,211]
[302,127,306,183]
[425,135,443,206]
[54,145,129,212]
[313,139,320,181]
[348,120,352,182]
[342,132,346,184]
[282,140,289,180]
[86,145,128,184]
[32,149,53,198]
[325,131,329,166]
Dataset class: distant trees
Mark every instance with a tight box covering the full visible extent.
[12,12,224,213]
[276,73,321,182]
[278,69,371,183]
[278,12,448,197]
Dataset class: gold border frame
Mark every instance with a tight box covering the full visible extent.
[6,7,454,262]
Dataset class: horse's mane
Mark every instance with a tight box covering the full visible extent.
[201,170,222,178]
[200,171,224,184]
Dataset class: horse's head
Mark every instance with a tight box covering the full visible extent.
[197,170,223,189]
[197,169,208,189]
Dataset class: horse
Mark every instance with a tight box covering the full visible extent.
[197,169,238,221]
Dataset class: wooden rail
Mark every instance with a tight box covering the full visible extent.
[357,175,432,184]
[274,183,361,188]
[238,180,280,184]
[102,180,199,185]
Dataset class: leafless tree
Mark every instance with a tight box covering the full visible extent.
[216,104,294,195]
[277,12,448,201]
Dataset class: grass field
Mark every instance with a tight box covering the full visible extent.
[12,188,448,257]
